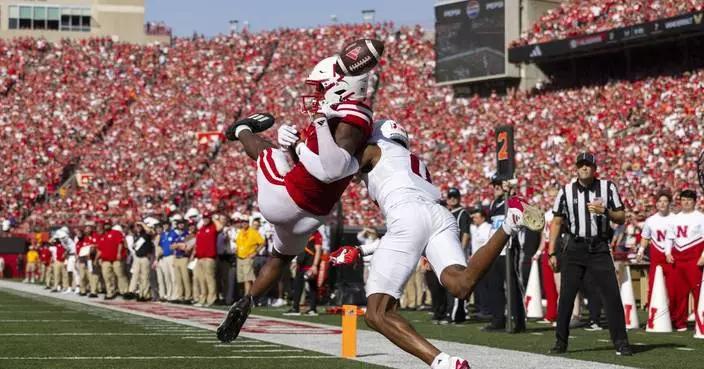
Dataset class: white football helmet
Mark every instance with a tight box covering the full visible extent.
[373,119,409,148]
[301,56,369,114]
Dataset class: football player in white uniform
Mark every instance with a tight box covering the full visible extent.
[330,120,544,369]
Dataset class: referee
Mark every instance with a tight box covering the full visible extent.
[547,152,632,356]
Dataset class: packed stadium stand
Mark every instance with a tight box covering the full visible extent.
[1,4,703,231]
[511,0,704,46]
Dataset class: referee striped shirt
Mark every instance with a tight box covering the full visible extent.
[552,178,624,239]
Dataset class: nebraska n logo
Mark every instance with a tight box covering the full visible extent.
[345,46,362,61]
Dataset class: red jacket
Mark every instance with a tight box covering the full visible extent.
[55,243,66,262]
[39,247,52,265]
[195,223,217,259]
[98,230,124,262]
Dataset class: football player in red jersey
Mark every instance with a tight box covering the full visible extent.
[217,56,374,343]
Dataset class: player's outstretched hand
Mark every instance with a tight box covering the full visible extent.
[277,125,299,149]
[329,246,360,267]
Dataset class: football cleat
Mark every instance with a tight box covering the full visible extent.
[216,295,253,343]
[503,196,545,234]
[437,356,471,369]
[225,113,275,141]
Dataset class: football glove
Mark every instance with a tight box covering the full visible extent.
[329,246,361,267]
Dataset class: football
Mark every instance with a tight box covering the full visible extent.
[335,39,385,76]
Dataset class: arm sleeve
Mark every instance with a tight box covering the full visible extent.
[295,117,360,184]
[459,211,471,236]
[640,220,651,240]
[607,181,624,211]
[552,187,567,217]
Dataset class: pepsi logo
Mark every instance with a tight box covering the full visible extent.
[466,0,480,19]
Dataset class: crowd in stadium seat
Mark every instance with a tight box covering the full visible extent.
[511,0,704,47]
[144,21,172,37]
[1,20,703,231]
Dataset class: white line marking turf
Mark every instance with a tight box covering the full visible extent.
[0,355,333,360]
[675,348,695,351]
[0,281,636,369]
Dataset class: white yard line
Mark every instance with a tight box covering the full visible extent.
[0,355,333,360]
[0,280,636,369]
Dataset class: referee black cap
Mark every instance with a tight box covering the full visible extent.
[447,187,461,199]
[576,152,597,167]
[490,173,502,185]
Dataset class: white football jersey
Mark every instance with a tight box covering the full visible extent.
[362,138,440,215]
[641,213,673,253]
[667,210,704,251]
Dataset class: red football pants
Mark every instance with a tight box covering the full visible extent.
[541,250,558,321]
[671,246,704,329]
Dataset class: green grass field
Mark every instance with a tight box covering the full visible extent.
[0,289,384,369]
[247,306,703,369]
[2,285,703,369]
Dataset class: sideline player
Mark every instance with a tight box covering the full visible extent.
[637,191,675,311]
[217,56,374,343]
[667,189,704,331]
[329,120,544,369]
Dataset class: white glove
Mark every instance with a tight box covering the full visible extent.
[277,124,299,149]
[319,101,345,120]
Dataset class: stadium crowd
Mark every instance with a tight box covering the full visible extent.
[16,210,335,311]
[511,0,704,47]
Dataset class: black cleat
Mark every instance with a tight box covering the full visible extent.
[615,341,633,356]
[225,113,275,141]
[549,340,567,354]
[217,295,253,343]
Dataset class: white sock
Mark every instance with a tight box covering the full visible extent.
[235,125,252,138]
[430,352,450,369]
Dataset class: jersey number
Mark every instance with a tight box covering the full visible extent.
[410,154,432,183]
[497,131,509,161]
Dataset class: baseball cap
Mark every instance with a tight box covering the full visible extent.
[576,152,597,167]
[447,187,461,198]
[490,173,502,185]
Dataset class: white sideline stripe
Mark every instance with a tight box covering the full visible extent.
[0,355,330,360]
[0,333,199,336]
[182,336,238,339]
[597,339,611,343]
[0,319,92,322]
[226,348,302,352]
[675,348,695,351]
[226,345,281,348]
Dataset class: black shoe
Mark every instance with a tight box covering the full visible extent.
[88,294,98,298]
[615,341,632,356]
[225,113,275,141]
[480,324,505,332]
[549,340,567,354]
[511,325,527,333]
[217,295,253,343]
[78,292,87,297]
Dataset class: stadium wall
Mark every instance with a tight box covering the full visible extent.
[0,0,169,44]
[517,0,560,90]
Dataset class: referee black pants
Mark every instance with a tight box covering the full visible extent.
[556,240,628,345]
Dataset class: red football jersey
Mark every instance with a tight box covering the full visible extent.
[285,102,372,216]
